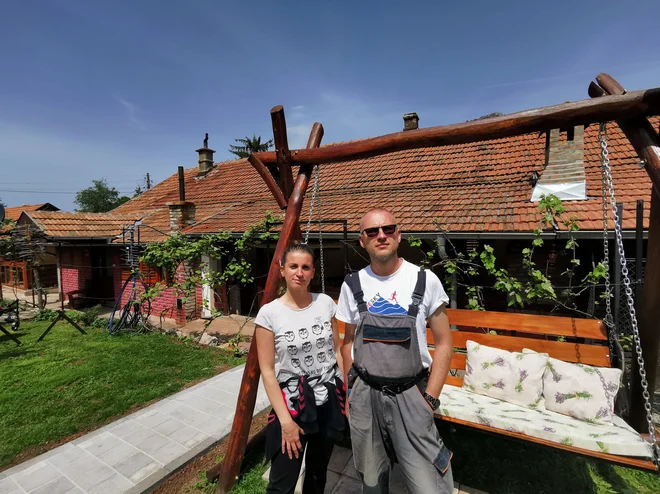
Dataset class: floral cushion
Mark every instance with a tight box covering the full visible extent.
[540,356,622,424]
[439,385,651,458]
[462,340,548,409]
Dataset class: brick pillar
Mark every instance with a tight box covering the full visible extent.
[168,202,195,325]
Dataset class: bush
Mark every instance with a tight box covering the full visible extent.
[33,309,58,321]
[34,305,104,328]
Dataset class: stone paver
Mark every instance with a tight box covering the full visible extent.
[2,363,268,494]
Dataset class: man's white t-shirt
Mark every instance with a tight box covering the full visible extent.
[336,259,449,368]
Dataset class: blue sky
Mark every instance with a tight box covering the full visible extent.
[1,0,660,211]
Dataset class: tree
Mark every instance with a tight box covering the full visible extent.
[228,135,274,159]
[74,179,129,213]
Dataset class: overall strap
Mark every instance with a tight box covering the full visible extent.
[407,268,426,318]
[344,272,368,313]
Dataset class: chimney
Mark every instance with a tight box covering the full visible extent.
[196,133,216,176]
[403,113,419,131]
[531,125,586,201]
[168,166,195,231]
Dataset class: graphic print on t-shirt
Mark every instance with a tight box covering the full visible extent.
[367,291,407,315]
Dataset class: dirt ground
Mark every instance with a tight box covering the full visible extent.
[152,411,270,494]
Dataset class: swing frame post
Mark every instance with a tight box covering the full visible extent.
[212,119,324,492]
[590,72,660,433]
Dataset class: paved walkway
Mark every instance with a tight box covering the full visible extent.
[263,445,487,494]
[0,365,268,494]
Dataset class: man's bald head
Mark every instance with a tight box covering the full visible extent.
[359,208,398,232]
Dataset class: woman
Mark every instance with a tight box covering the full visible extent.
[255,243,345,494]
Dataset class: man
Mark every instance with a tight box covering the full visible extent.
[337,208,454,493]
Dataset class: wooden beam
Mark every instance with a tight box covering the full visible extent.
[247,154,287,209]
[214,123,324,494]
[253,87,660,166]
[593,76,660,193]
[271,105,295,200]
[591,73,660,433]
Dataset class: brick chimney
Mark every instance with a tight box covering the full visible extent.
[532,125,586,201]
[196,133,216,176]
[168,166,195,231]
[403,113,419,131]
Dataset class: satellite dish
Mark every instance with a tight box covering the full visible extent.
[0,204,5,223]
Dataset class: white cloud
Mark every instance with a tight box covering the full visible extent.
[114,96,147,131]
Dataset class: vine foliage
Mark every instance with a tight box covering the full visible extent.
[407,194,608,316]
[138,212,281,337]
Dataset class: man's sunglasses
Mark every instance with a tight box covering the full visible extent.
[362,224,397,238]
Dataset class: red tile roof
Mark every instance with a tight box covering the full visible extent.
[30,117,660,241]
[4,203,58,222]
[24,211,142,238]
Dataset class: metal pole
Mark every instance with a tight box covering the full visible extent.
[636,200,644,309]
[614,203,623,330]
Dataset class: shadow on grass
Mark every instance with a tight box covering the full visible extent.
[439,422,608,494]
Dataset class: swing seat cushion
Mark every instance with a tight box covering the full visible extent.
[462,340,548,409]
[541,356,622,425]
[439,384,652,459]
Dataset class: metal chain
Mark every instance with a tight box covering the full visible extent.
[303,166,319,244]
[595,366,615,422]
[303,165,325,293]
[599,123,659,467]
[599,124,615,358]
[316,166,325,294]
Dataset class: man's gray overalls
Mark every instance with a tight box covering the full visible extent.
[346,268,454,493]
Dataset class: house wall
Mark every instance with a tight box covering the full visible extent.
[113,258,202,325]
[60,247,93,296]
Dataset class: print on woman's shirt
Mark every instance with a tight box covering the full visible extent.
[366,291,407,315]
[279,315,337,378]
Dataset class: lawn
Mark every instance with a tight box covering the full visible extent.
[0,320,244,469]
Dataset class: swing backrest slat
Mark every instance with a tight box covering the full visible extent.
[335,306,609,387]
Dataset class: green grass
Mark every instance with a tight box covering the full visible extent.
[439,423,660,493]
[0,320,244,468]
[229,459,269,494]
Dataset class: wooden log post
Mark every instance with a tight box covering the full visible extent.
[591,73,660,432]
[212,121,324,492]
[247,154,288,210]
[271,105,295,201]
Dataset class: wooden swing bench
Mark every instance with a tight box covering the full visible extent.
[336,308,658,472]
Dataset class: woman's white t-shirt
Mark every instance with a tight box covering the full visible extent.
[255,293,338,406]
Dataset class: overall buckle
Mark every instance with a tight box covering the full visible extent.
[380,384,402,396]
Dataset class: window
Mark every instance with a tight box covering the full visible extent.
[0,261,29,289]
[121,262,166,286]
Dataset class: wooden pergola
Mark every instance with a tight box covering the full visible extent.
[211,73,660,492]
